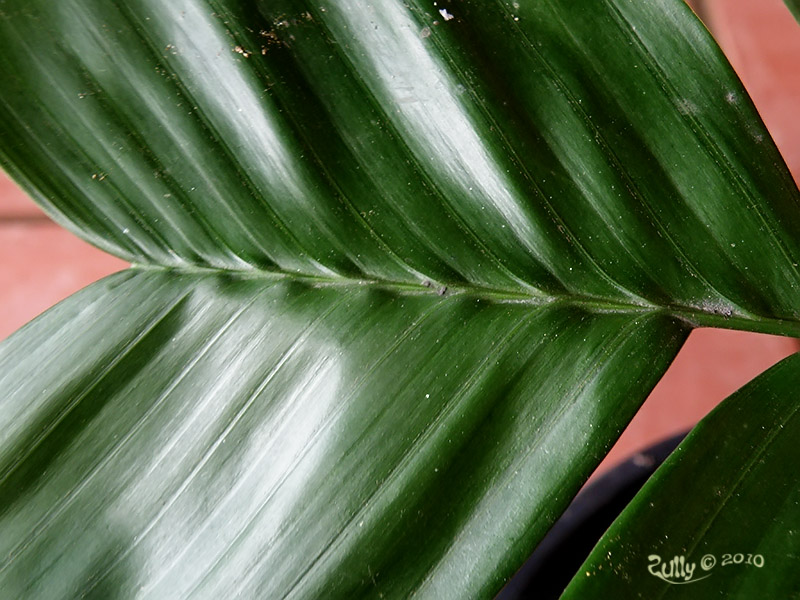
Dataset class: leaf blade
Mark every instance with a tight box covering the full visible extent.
[1,0,799,318]
[562,351,800,599]
[0,271,686,598]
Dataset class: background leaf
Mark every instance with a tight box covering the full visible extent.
[561,351,800,599]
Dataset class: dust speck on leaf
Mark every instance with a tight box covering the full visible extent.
[700,299,733,317]
[233,45,251,58]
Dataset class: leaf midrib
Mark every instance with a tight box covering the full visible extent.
[127,263,800,338]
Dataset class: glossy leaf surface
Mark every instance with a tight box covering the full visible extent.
[1,0,800,597]
[2,0,800,320]
[562,351,800,599]
[0,270,685,598]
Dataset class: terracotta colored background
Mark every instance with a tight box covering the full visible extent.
[1,0,799,477]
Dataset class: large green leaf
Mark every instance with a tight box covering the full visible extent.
[561,351,800,599]
[3,0,800,319]
[1,0,800,597]
[0,270,685,597]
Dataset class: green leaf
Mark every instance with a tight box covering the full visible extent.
[785,0,800,25]
[0,270,685,597]
[1,0,800,597]
[561,350,800,599]
[2,0,800,320]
